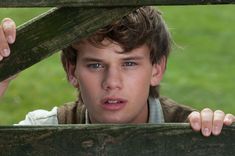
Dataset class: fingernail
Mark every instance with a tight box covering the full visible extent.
[2,49,10,57]
[203,128,211,136]
[224,118,232,124]
[0,55,3,61]
[8,36,14,44]
[2,21,13,30]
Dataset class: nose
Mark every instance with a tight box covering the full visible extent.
[102,66,123,91]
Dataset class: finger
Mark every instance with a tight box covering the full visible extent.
[212,110,225,136]
[201,108,213,137]
[188,111,201,132]
[1,18,16,44]
[0,25,10,58]
[224,114,235,126]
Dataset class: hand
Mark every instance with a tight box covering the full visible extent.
[188,108,235,137]
[0,18,16,61]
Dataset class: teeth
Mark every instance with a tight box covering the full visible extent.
[107,100,119,104]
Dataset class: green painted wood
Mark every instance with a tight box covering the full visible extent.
[0,7,136,81]
[0,123,234,156]
[0,0,235,7]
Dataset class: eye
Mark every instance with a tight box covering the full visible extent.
[123,62,137,67]
[87,63,104,69]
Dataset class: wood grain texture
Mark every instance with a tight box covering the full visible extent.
[0,0,235,7]
[0,7,136,81]
[0,123,234,156]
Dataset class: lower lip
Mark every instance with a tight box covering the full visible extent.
[101,102,126,111]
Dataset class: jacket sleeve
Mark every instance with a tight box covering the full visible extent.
[160,96,197,123]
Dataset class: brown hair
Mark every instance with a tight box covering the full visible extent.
[61,6,171,99]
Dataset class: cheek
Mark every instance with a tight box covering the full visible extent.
[124,73,150,107]
[77,77,96,106]
[75,68,101,100]
[125,69,152,93]
[135,66,153,83]
[77,73,94,93]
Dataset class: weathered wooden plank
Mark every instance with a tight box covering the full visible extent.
[0,0,235,7]
[0,123,234,156]
[0,7,136,82]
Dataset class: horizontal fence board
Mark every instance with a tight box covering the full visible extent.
[0,0,235,7]
[0,7,136,81]
[0,123,234,156]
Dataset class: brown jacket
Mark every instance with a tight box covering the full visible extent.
[57,96,196,124]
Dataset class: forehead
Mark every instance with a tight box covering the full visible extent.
[72,39,150,57]
[73,39,122,53]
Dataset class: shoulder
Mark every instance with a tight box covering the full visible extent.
[160,96,196,122]
[16,107,58,125]
[57,101,86,124]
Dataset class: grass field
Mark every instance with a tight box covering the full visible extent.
[0,5,235,124]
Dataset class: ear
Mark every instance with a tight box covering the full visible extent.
[65,60,79,88]
[150,56,166,86]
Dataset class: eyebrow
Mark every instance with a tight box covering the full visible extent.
[122,56,145,61]
[81,55,145,63]
[81,57,103,62]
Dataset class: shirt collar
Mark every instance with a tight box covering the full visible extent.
[85,109,90,124]
[148,97,165,123]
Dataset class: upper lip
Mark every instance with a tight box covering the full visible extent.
[101,97,127,104]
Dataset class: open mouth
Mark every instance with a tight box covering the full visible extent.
[105,99,124,104]
[101,98,127,110]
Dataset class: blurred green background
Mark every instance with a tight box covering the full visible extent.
[0,5,235,124]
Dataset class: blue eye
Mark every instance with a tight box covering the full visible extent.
[87,63,104,69]
[123,62,137,67]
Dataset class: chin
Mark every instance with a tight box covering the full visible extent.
[99,117,128,124]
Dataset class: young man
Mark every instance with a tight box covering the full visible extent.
[0,7,234,137]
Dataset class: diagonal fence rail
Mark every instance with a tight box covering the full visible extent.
[0,6,137,81]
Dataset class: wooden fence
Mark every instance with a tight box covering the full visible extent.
[0,124,234,156]
[0,1,234,155]
[1,0,235,81]
[1,0,235,7]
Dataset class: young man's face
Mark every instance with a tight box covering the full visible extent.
[69,39,165,123]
